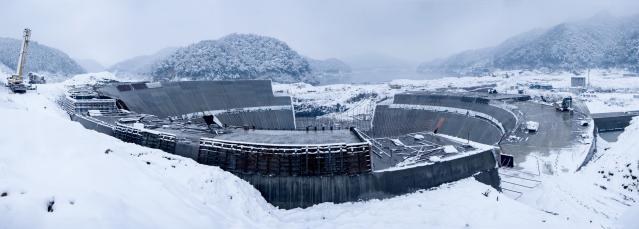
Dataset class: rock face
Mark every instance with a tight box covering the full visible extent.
[418,13,639,75]
[151,34,312,83]
[0,37,85,75]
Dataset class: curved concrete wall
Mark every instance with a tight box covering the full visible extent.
[215,109,295,130]
[371,105,503,145]
[593,116,634,131]
[241,148,499,209]
[97,80,295,129]
[66,88,504,209]
[393,94,517,133]
[197,138,372,176]
[72,114,115,136]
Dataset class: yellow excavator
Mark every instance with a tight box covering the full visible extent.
[6,28,31,94]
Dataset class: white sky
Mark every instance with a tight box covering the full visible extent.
[2,0,639,66]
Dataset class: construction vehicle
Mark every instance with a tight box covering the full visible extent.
[526,121,539,132]
[554,96,573,112]
[5,28,31,94]
[28,72,46,84]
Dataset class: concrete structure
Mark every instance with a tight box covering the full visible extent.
[571,76,587,88]
[198,129,372,176]
[592,111,639,131]
[61,84,599,208]
[97,80,295,129]
[371,105,504,144]
[374,91,595,178]
[242,148,499,209]
[61,82,517,209]
[372,91,523,145]
[60,91,118,114]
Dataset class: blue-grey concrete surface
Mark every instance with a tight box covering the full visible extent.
[371,105,503,145]
[592,111,639,131]
[97,80,295,129]
[393,93,518,133]
[240,148,499,209]
[214,129,363,144]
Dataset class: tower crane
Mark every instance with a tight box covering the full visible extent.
[6,28,31,94]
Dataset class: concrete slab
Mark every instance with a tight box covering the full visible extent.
[213,129,363,145]
[499,101,591,173]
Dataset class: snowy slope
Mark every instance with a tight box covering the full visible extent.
[0,73,610,228]
[0,63,12,75]
[583,117,639,228]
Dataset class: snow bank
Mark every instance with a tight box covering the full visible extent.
[584,93,639,113]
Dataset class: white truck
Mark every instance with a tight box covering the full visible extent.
[526,121,539,132]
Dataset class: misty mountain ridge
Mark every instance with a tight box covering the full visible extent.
[76,58,105,72]
[0,37,85,76]
[418,13,639,75]
[342,52,418,70]
[109,47,179,75]
[305,57,351,74]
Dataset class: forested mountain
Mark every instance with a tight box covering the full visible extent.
[151,34,312,83]
[418,13,639,75]
[0,37,85,75]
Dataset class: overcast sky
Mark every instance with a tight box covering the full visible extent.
[2,0,639,66]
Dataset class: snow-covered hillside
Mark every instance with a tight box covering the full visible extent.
[0,37,85,77]
[1,71,639,228]
[110,35,355,85]
[418,13,639,75]
[151,34,313,83]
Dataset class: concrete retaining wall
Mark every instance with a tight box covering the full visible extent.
[594,116,634,131]
[72,112,500,209]
[197,138,372,176]
[97,80,295,129]
[393,93,517,132]
[241,148,500,209]
[371,105,503,145]
[72,114,115,136]
[215,109,296,130]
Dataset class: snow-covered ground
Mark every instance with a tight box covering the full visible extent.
[582,93,639,113]
[276,69,639,118]
[1,70,638,228]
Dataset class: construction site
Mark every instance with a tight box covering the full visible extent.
[3,28,600,210]
[47,74,595,209]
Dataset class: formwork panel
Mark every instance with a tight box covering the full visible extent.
[196,138,372,176]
